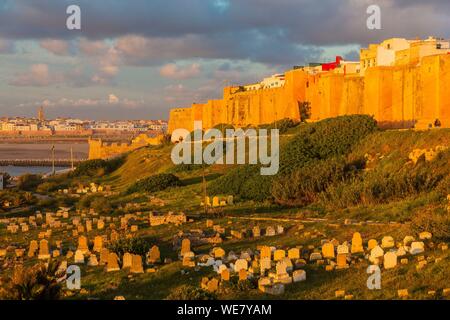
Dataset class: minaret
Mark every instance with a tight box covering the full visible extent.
[38,106,45,122]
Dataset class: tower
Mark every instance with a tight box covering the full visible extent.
[38,106,45,122]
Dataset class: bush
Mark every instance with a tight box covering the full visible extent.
[17,174,43,191]
[166,285,216,300]
[410,210,450,241]
[210,115,377,202]
[126,173,181,194]
[108,237,152,257]
[71,156,125,177]
[272,157,350,206]
[0,260,64,300]
[259,118,299,134]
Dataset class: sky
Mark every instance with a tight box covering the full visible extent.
[0,0,450,120]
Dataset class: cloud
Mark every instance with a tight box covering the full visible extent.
[9,64,61,87]
[39,39,71,56]
[0,38,15,54]
[108,94,119,104]
[160,63,201,79]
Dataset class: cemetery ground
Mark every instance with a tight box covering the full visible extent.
[1,116,450,300]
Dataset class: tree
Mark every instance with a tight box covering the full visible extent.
[299,101,311,122]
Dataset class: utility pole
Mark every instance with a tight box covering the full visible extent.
[70,146,74,170]
[51,145,55,175]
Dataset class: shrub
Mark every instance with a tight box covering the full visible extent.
[126,173,181,194]
[272,157,349,206]
[259,118,299,134]
[71,156,125,177]
[410,210,450,241]
[17,174,43,191]
[0,260,64,300]
[166,285,216,300]
[108,237,152,257]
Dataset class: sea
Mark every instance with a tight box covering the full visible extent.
[0,142,89,177]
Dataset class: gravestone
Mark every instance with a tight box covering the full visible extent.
[131,255,144,273]
[410,242,425,255]
[106,253,120,272]
[74,250,85,264]
[213,247,225,259]
[381,236,395,249]
[77,236,89,254]
[369,246,384,264]
[122,252,133,269]
[147,245,161,264]
[337,243,349,255]
[93,236,103,253]
[260,246,271,260]
[351,232,364,253]
[288,248,300,260]
[234,259,248,272]
[265,226,276,237]
[100,248,109,265]
[252,226,261,238]
[292,270,306,282]
[384,252,397,269]
[212,197,220,207]
[38,239,50,260]
[273,249,286,261]
[260,257,271,274]
[367,239,378,250]
[28,240,38,257]
[221,268,230,281]
[88,254,99,266]
[181,239,191,257]
[239,269,248,281]
[322,242,335,259]
[336,253,348,268]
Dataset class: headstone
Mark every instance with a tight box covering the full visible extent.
[100,248,109,265]
[336,253,348,268]
[122,252,133,269]
[74,250,85,264]
[260,257,271,274]
[367,239,378,250]
[212,247,225,259]
[28,240,38,257]
[93,236,103,253]
[381,236,395,249]
[351,232,364,253]
[212,197,220,207]
[265,226,276,237]
[234,259,248,272]
[410,242,425,255]
[238,269,248,281]
[288,248,300,260]
[322,242,335,259]
[384,252,397,269]
[106,253,120,272]
[337,243,349,255]
[77,236,89,254]
[292,270,306,282]
[181,238,191,257]
[88,254,99,266]
[260,246,271,260]
[221,268,230,281]
[369,246,384,264]
[131,255,144,273]
[252,226,261,238]
[38,239,50,260]
[147,245,161,264]
[273,249,285,261]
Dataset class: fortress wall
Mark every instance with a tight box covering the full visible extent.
[168,55,450,133]
[340,75,364,116]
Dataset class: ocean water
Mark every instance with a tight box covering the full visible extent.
[0,166,68,177]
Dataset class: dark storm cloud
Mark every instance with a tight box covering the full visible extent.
[1,0,450,66]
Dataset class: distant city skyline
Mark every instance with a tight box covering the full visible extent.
[1,0,450,120]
